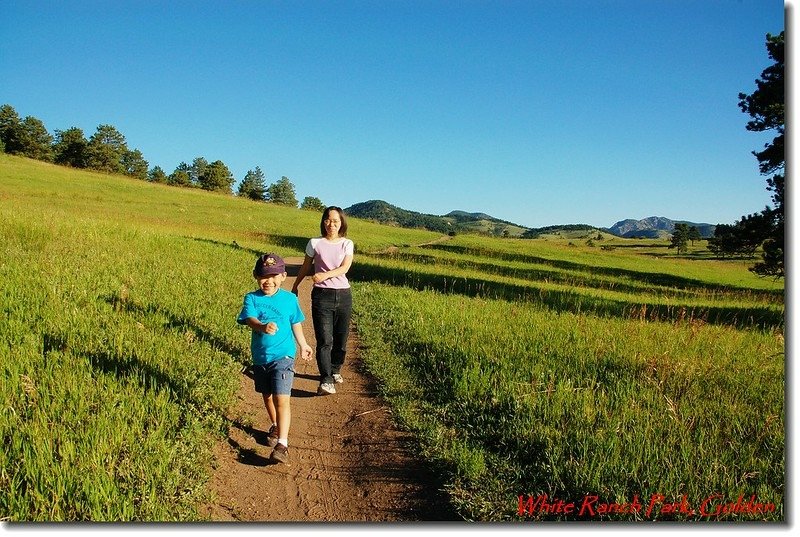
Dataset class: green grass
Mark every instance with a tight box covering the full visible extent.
[354,285,783,521]
[349,222,783,521]
[0,154,438,520]
[0,153,785,521]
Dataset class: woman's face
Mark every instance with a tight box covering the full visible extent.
[323,210,342,237]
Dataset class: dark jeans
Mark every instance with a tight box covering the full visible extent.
[311,287,352,384]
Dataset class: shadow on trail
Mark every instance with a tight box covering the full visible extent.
[225,436,271,467]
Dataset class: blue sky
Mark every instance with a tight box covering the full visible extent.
[0,0,786,229]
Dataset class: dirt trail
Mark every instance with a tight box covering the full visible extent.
[201,257,457,522]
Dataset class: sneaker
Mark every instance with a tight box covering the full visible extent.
[317,382,336,395]
[332,373,344,384]
[265,424,279,448]
[270,443,289,464]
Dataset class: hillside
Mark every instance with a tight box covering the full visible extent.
[345,200,530,236]
[0,153,785,522]
[345,200,571,238]
[344,200,452,234]
[345,200,715,241]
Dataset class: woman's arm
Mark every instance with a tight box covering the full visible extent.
[312,254,353,283]
[291,255,314,294]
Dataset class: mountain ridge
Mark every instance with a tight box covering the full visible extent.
[344,200,715,238]
[607,217,716,239]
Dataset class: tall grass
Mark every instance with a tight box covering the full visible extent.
[354,285,784,521]
[0,214,246,519]
[349,234,783,521]
[0,154,438,520]
[0,154,785,521]
[350,250,783,330]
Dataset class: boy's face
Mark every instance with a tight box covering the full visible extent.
[255,272,286,296]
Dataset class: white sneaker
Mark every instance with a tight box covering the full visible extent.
[317,382,336,395]
[332,374,344,384]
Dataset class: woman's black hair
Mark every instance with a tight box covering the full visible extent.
[320,206,348,237]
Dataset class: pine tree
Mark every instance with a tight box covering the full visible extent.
[669,223,689,254]
[738,31,784,277]
[266,176,298,207]
[301,196,325,211]
[237,167,267,201]
[199,160,234,193]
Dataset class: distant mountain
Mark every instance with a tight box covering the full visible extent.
[445,210,497,222]
[344,200,530,236]
[344,201,716,240]
[607,216,715,239]
[345,200,452,234]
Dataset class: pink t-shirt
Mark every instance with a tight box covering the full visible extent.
[306,237,354,289]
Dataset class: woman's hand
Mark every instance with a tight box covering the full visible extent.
[312,272,327,284]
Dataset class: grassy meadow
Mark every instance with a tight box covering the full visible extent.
[0,154,785,521]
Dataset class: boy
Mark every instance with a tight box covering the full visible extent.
[237,253,312,463]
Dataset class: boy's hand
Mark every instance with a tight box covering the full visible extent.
[300,344,313,361]
[312,272,327,284]
[263,322,278,335]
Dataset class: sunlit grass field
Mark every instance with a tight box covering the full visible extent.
[0,154,785,521]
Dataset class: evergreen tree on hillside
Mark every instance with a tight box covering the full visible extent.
[85,124,128,174]
[169,162,193,187]
[189,157,208,188]
[16,116,54,161]
[53,127,88,168]
[199,160,234,193]
[301,196,325,211]
[237,166,267,201]
[149,165,168,184]
[266,176,298,207]
[708,211,773,258]
[0,104,22,154]
[121,149,149,180]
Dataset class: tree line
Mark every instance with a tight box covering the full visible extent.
[1,31,783,276]
[704,31,784,277]
[667,32,784,277]
[0,104,326,211]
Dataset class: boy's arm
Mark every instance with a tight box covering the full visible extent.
[292,322,313,360]
[291,255,314,294]
[312,254,353,283]
[242,317,278,335]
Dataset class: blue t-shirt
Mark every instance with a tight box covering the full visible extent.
[237,288,305,365]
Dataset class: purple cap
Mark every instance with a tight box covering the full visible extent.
[254,253,286,276]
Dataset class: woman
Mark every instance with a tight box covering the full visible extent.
[292,206,354,395]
